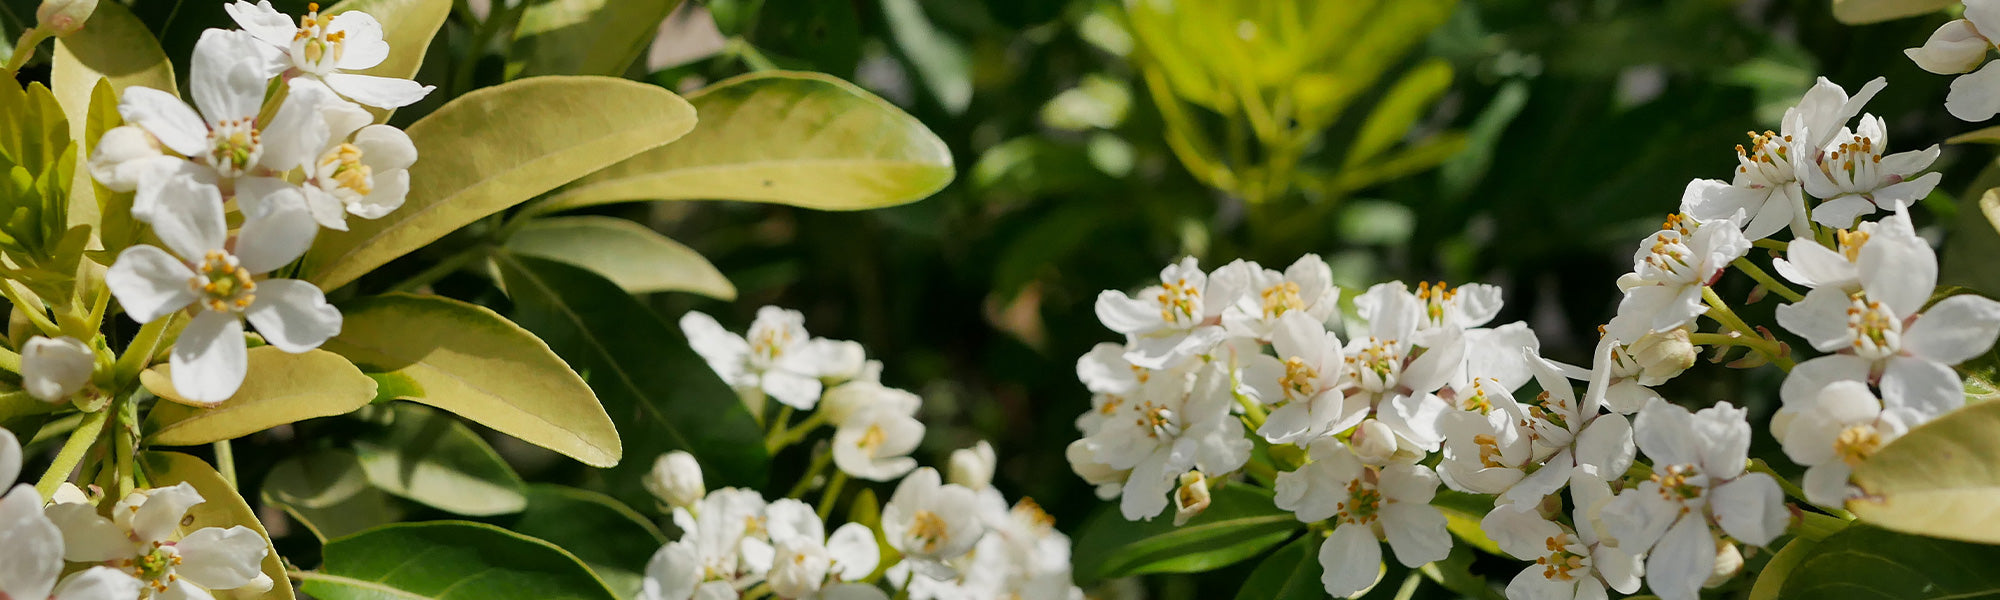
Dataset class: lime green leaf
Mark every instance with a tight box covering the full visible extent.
[1233,534,1327,600]
[1749,537,1819,600]
[1947,125,2000,145]
[1776,524,2000,599]
[495,254,768,497]
[141,451,294,600]
[509,0,681,79]
[298,521,619,600]
[1832,0,1955,24]
[320,293,622,467]
[0,388,55,423]
[326,0,450,121]
[504,216,734,298]
[142,348,378,445]
[879,0,972,113]
[50,0,175,138]
[1849,399,2000,543]
[509,485,668,598]
[353,403,529,516]
[1071,485,1302,584]
[301,76,697,291]
[1345,58,1453,169]
[531,71,951,215]
[261,449,405,542]
[1433,490,1503,556]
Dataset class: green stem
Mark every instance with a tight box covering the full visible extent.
[726,37,779,72]
[114,312,180,385]
[0,344,20,375]
[1732,257,1804,303]
[1750,459,1853,521]
[1753,238,1788,252]
[3,27,49,72]
[1701,287,1794,371]
[113,399,137,498]
[766,411,829,454]
[816,471,848,520]
[1392,570,1424,600]
[765,405,795,442]
[35,407,107,499]
[785,448,834,499]
[214,440,237,490]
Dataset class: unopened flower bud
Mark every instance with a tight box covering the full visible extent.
[86,126,166,193]
[642,451,704,510]
[1906,19,1991,75]
[1173,470,1210,526]
[1705,540,1744,587]
[23,336,94,402]
[35,0,97,36]
[1628,327,1697,384]
[1351,419,1399,464]
[947,441,996,491]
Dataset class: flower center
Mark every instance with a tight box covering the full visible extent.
[132,542,183,592]
[1844,294,1902,360]
[911,510,950,553]
[1460,379,1494,413]
[1417,281,1457,326]
[292,3,347,70]
[206,118,263,177]
[1834,425,1884,467]
[1135,400,1180,439]
[1472,434,1507,468]
[1157,277,1202,326]
[1735,130,1796,186]
[749,324,792,365]
[1536,533,1590,582]
[1651,464,1706,503]
[1334,478,1383,525]
[192,251,256,313]
[318,142,373,196]
[1260,281,1305,318]
[1280,356,1319,401]
[1529,390,1570,431]
[1637,217,1699,285]
[1820,133,1885,191]
[1837,229,1870,262]
[857,424,886,456]
[1346,337,1402,391]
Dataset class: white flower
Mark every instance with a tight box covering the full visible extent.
[1,428,70,600]
[225,1,436,109]
[1901,0,2000,120]
[1436,392,1536,496]
[22,335,95,402]
[831,405,923,482]
[1412,281,1504,347]
[1778,381,1912,507]
[819,381,921,432]
[1273,439,1449,597]
[300,113,417,231]
[1800,115,1940,228]
[1599,399,1788,600]
[654,488,775,596]
[682,307,856,410]
[644,451,705,511]
[1482,474,1642,600]
[1094,257,1253,369]
[1605,214,1749,344]
[47,567,147,600]
[1075,362,1250,520]
[1772,206,1926,294]
[47,483,270,599]
[1681,78,1884,240]
[882,468,985,579]
[1171,470,1211,526]
[1063,439,1127,500]
[1451,321,1542,402]
[35,0,97,35]
[947,441,996,490]
[1339,282,1467,459]
[1221,254,1339,340]
[763,500,879,599]
[1500,348,1635,506]
[1600,327,1696,414]
[1239,310,1357,445]
[899,495,1080,600]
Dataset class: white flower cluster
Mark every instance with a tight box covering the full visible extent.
[86,1,432,405]
[1907,0,2000,121]
[0,430,269,600]
[666,308,1084,599]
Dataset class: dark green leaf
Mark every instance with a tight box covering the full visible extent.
[299,521,619,600]
[508,485,669,599]
[1071,485,1302,584]
[1776,524,2000,600]
[1233,534,1327,600]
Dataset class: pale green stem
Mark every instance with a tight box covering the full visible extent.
[1392,570,1425,600]
[816,471,848,521]
[766,411,829,454]
[36,407,107,499]
[785,448,833,499]
[1753,238,1788,252]
[113,399,137,498]
[114,312,180,385]
[1701,287,1794,371]
[214,441,237,489]
[1750,459,1853,521]
[0,280,61,337]
[727,37,779,72]
[765,405,795,441]
[1732,257,1804,302]
[0,344,20,375]
[3,27,49,72]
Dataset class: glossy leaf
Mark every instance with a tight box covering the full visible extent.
[531,71,952,214]
[352,403,529,516]
[1776,524,2000,599]
[1749,537,1820,600]
[508,485,669,598]
[261,450,405,542]
[50,0,175,135]
[504,216,734,298]
[1849,400,2000,543]
[298,521,619,600]
[509,0,682,78]
[1071,485,1302,584]
[141,451,294,600]
[319,293,621,467]
[302,76,697,290]
[142,348,379,445]
[1233,534,1327,600]
[495,254,768,499]
[1831,0,1955,24]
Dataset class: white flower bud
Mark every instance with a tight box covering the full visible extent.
[1705,540,1744,588]
[1906,19,1991,75]
[1628,327,1697,384]
[35,0,96,36]
[947,441,996,490]
[1172,470,1210,526]
[642,451,704,510]
[1351,419,1399,464]
[86,126,166,193]
[23,336,94,402]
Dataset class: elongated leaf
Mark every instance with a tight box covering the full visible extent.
[1749,537,1819,600]
[141,452,294,600]
[1947,125,2000,145]
[1234,534,1327,600]
[261,449,405,542]
[1832,0,1955,24]
[1345,58,1453,169]
[298,521,619,600]
[532,71,951,215]
[142,348,378,445]
[1776,524,2000,599]
[509,485,668,598]
[1071,485,1302,584]
[880,0,971,113]
[509,0,681,78]
[1850,400,2000,543]
[504,216,734,298]
[51,0,175,139]
[320,293,621,467]
[353,403,529,516]
[495,254,768,499]
[302,76,697,290]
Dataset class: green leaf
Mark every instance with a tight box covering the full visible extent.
[326,0,451,121]
[141,451,294,600]
[508,485,669,599]
[1946,125,2000,145]
[1775,524,2000,599]
[1749,537,1820,600]
[353,403,530,516]
[320,293,622,467]
[1831,0,1955,24]
[261,449,406,542]
[1849,399,2000,543]
[50,0,175,139]
[1071,485,1302,584]
[879,0,972,113]
[531,71,952,215]
[509,0,682,79]
[301,76,697,290]
[1433,490,1504,556]
[1233,534,1327,600]
[298,521,619,600]
[1345,58,1453,169]
[504,216,735,298]
[495,254,768,497]
[142,348,379,445]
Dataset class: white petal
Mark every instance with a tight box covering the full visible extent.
[1859,245,1938,322]
[22,336,95,402]
[1905,294,2000,365]
[233,181,318,274]
[176,526,268,590]
[107,245,200,323]
[224,1,296,46]
[1645,516,1715,600]
[50,566,144,600]
[1095,291,1161,335]
[324,73,435,110]
[158,577,216,600]
[190,29,283,122]
[1775,287,1856,353]
[144,171,229,260]
[245,279,342,353]
[0,430,15,486]
[639,543,700,600]
[1506,568,1575,600]
[134,483,207,544]
[827,523,880,580]
[1599,483,1678,551]
[328,12,391,70]
[679,311,750,382]
[1802,462,1855,508]
[1320,523,1383,598]
[302,187,351,230]
[1710,474,1786,546]
[1948,61,2000,122]
[1811,196,1878,229]
[169,311,250,405]
[1574,414,1636,478]
[259,79,341,172]
[0,485,63,600]
[1970,0,2000,38]
[118,87,208,156]
[1880,356,1964,419]
[762,369,824,410]
[1779,353,1871,409]
[1633,398,1700,467]
[355,124,418,170]
[1690,403,1751,478]
[816,584,890,600]
[1380,503,1451,566]
[1908,20,1991,74]
[1775,238,1856,290]
[1118,450,1176,521]
[43,503,126,562]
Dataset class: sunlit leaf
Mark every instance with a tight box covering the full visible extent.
[50,0,175,137]
[297,521,618,600]
[141,451,294,600]
[142,348,378,445]
[504,216,734,298]
[352,403,529,516]
[1345,58,1453,169]
[879,0,971,113]
[1849,400,2000,543]
[509,0,682,78]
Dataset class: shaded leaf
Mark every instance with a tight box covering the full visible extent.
[1776,524,2000,599]
[508,485,668,599]
[142,348,378,446]
[261,449,405,542]
[504,216,734,298]
[298,521,618,600]
[509,0,682,78]
[352,403,529,516]
[1071,485,1302,584]
[141,451,294,600]
[1233,534,1327,600]
[1831,0,1955,24]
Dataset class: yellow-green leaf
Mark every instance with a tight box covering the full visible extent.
[301,76,697,291]
[504,216,734,298]
[1832,0,1955,24]
[353,403,529,516]
[318,293,622,467]
[1345,58,1453,169]
[142,451,294,600]
[1849,400,2000,543]
[531,71,952,215]
[509,0,682,79]
[142,348,379,445]
[1947,125,2000,145]
[51,0,175,141]
[326,0,451,121]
